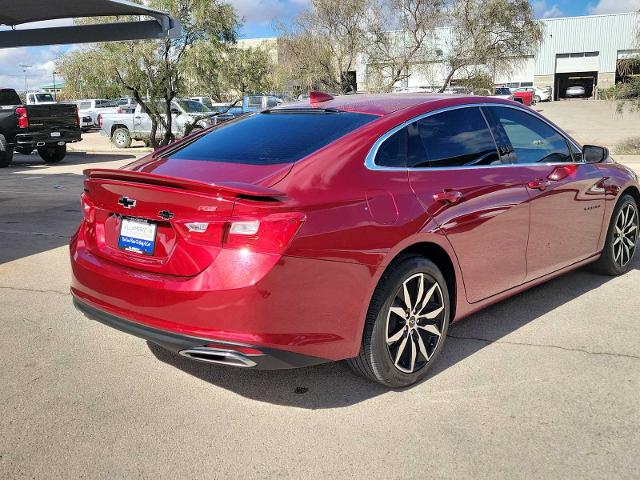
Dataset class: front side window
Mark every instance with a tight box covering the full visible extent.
[167,111,377,165]
[490,107,572,164]
[413,108,500,168]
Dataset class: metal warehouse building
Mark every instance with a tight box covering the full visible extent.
[356,12,640,99]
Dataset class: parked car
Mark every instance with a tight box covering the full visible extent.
[71,93,639,387]
[116,97,138,114]
[566,85,587,98]
[493,87,515,101]
[25,92,57,105]
[513,86,551,103]
[243,95,283,112]
[191,96,215,108]
[75,99,119,130]
[79,114,94,132]
[0,87,81,167]
[98,99,216,148]
[511,89,534,106]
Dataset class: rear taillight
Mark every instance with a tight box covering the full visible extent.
[97,114,103,129]
[81,193,95,223]
[223,212,304,254]
[175,210,304,255]
[16,107,28,129]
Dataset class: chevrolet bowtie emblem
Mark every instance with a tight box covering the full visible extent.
[118,197,137,209]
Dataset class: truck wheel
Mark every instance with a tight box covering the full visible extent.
[112,128,132,149]
[16,147,33,155]
[0,134,14,168]
[38,144,67,164]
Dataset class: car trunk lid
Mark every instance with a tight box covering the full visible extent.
[81,169,287,277]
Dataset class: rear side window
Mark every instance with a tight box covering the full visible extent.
[375,127,408,168]
[490,107,572,164]
[167,111,377,165]
[413,108,499,168]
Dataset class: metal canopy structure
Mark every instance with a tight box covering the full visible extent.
[0,0,180,48]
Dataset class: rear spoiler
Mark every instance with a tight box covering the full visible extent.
[84,169,285,199]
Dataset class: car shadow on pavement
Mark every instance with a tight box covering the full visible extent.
[148,256,638,409]
[0,153,137,264]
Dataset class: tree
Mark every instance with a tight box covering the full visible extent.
[438,0,543,92]
[223,47,275,97]
[57,49,126,100]
[184,43,276,100]
[365,0,445,92]
[279,0,371,94]
[59,0,237,147]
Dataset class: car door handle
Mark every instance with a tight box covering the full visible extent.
[528,179,550,191]
[433,190,464,204]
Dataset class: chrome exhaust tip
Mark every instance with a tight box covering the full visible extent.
[179,347,257,368]
[36,142,46,147]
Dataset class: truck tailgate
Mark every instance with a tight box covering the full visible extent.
[26,104,78,132]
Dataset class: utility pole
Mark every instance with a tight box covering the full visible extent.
[19,64,32,95]
[53,71,59,101]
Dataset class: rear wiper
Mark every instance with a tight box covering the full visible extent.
[262,107,342,114]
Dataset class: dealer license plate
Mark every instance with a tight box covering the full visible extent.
[118,217,157,256]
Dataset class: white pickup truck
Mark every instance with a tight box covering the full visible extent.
[75,99,120,131]
[98,99,217,148]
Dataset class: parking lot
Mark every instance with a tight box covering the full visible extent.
[1,102,640,479]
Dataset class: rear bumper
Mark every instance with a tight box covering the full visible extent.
[73,296,329,370]
[70,224,372,362]
[15,129,81,147]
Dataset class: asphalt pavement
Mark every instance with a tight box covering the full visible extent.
[1,150,639,479]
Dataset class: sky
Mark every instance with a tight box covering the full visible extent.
[0,0,638,91]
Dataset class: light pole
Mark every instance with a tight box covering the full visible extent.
[19,64,32,95]
[53,71,59,101]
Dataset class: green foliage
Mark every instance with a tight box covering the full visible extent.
[440,0,544,91]
[58,0,238,147]
[615,137,640,155]
[183,43,275,100]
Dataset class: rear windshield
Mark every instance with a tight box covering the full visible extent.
[0,89,22,106]
[167,111,377,165]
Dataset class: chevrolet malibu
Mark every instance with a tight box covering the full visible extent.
[71,93,639,387]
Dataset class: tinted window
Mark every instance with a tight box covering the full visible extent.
[495,88,511,95]
[491,107,572,164]
[167,111,377,165]
[413,108,499,168]
[0,89,21,106]
[375,127,408,168]
[177,100,210,113]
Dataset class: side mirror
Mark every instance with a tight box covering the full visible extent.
[583,145,608,164]
[170,108,181,115]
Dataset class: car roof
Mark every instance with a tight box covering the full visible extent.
[280,93,513,116]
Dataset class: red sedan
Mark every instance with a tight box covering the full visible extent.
[71,93,639,387]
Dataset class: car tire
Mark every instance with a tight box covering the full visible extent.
[15,147,33,155]
[112,127,132,149]
[347,255,450,388]
[0,134,14,168]
[534,95,541,104]
[38,144,67,164]
[590,194,638,276]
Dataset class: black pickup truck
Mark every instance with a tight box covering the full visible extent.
[0,88,82,167]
